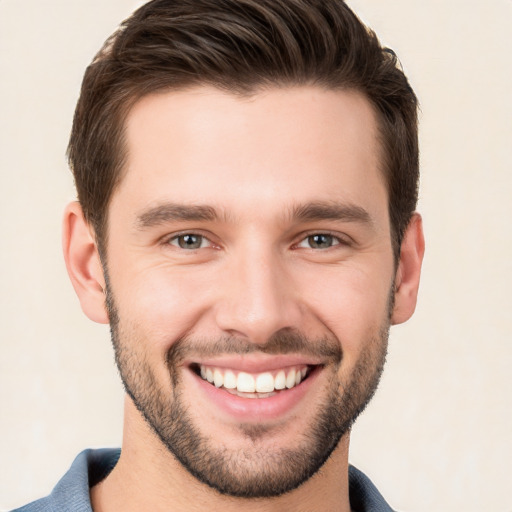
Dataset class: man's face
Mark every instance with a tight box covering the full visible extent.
[104,86,395,497]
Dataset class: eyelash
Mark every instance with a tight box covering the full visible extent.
[163,231,351,251]
[166,232,213,250]
[294,232,351,250]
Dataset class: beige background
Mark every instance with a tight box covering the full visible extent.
[1,0,511,510]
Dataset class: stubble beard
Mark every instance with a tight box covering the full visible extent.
[105,282,390,498]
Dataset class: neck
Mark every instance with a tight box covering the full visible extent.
[91,397,352,512]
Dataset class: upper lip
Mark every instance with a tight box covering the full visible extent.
[185,354,324,373]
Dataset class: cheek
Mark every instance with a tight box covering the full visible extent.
[111,266,214,353]
[298,264,392,354]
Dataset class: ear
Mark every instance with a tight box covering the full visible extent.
[62,202,109,324]
[391,213,425,325]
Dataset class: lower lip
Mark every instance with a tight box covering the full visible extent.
[187,366,322,422]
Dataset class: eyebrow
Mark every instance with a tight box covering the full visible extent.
[290,201,373,226]
[135,200,373,230]
[136,203,219,229]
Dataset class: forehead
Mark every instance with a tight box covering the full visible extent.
[113,85,386,225]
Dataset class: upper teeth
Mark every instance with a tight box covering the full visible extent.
[199,365,309,393]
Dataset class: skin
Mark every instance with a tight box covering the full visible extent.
[63,86,424,512]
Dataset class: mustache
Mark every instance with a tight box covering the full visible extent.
[167,328,343,365]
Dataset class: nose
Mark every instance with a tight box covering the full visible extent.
[214,243,303,345]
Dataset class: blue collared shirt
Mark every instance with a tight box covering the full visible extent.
[11,449,395,511]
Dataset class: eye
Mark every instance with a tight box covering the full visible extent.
[168,233,210,250]
[297,233,341,249]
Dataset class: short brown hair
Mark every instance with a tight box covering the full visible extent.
[68,0,419,258]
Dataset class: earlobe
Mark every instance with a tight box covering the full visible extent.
[62,202,109,324]
[391,213,425,325]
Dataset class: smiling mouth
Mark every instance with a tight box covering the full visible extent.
[190,363,318,399]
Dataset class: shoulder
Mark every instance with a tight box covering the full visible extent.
[348,465,396,512]
[9,448,121,512]
[10,497,52,512]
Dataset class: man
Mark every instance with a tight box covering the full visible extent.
[14,0,424,510]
